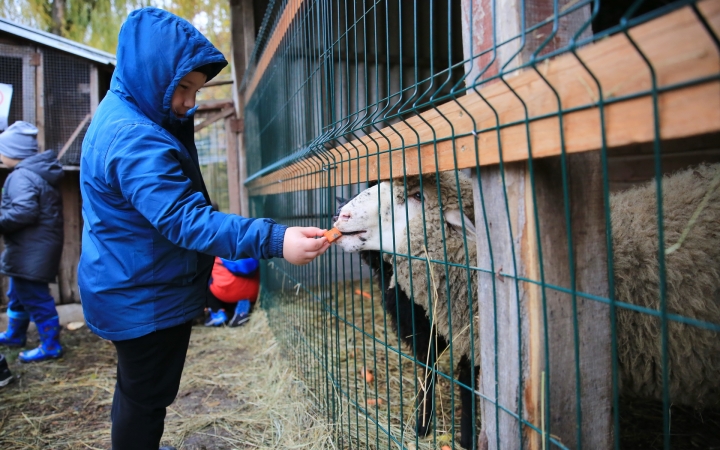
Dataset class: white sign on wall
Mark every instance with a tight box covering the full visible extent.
[0,83,14,131]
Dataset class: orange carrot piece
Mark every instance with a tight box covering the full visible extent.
[324,227,343,243]
[354,289,372,299]
[360,366,374,383]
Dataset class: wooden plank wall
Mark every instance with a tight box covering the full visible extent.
[461,0,613,449]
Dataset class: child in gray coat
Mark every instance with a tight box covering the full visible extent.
[0,121,64,363]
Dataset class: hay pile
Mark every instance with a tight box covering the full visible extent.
[263,279,473,450]
[1,277,716,449]
[0,309,334,449]
[262,275,720,450]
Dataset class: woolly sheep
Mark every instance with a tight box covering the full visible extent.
[334,171,480,448]
[327,218,454,440]
[612,162,720,407]
[334,163,720,445]
[333,197,457,442]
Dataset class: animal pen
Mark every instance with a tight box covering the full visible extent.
[239,0,720,448]
[0,18,115,304]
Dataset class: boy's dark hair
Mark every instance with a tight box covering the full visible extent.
[193,63,225,82]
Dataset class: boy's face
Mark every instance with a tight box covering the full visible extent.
[171,71,207,117]
[0,154,21,168]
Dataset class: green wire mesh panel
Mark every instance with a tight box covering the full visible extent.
[196,110,231,212]
[241,1,720,449]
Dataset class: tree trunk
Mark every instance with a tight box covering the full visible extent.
[51,0,66,36]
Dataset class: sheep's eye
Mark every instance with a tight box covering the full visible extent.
[412,192,423,201]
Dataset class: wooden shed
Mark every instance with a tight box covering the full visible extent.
[0,18,115,305]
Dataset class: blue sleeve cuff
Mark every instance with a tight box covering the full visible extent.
[269,224,288,258]
[220,258,259,275]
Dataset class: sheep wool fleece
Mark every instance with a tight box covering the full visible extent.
[612,163,720,407]
[384,172,480,364]
[79,8,287,341]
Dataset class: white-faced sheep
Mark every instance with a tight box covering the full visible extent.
[329,202,453,440]
[334,171,479,448]
[334,163,720,447]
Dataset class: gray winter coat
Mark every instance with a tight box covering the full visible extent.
[0,151,64,283]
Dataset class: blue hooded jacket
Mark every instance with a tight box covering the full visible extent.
[79,8,286,341]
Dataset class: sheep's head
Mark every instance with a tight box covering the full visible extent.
[333,172,476,254]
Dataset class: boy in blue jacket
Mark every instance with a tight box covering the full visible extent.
[79,8,330,450]
[0,121,64,363]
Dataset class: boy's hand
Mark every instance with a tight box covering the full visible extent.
[283,227,331,265]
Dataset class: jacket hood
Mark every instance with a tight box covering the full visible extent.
[16,151,63,186]
[111,8,228,125]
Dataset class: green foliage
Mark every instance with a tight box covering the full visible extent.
[0,0,232,64]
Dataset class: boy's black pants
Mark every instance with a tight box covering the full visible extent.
[110,321,193,450]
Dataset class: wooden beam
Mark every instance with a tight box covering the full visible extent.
[244,0,306,103]
[237,130,250,218]
[230,0,255,216]
[58,172,81,303]
[203,77,233,88]
[246,0,720,195]
[462,0,613,448]
[472,153,612,450]
[230,0,255,119]
[194,107,235,133]
[57,114,91,160]
[225,116,241,215]
[89,65,99,115]
[34,48,44,152]
[197,98,234,111]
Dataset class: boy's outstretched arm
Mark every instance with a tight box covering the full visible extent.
[283,227,331,265]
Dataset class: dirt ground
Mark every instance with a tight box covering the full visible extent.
[0,301,718,450]
[0,310,334,450]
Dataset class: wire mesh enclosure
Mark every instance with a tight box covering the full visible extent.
[0,22,114,166]
[196,109,231,211]
[241,0,720,448]
[43,48,93,165]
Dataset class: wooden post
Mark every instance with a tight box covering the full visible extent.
[89,65,99,115]
[58,171,81,303]
[34,49,45,152]
[236,119,250,218]
[461,0,612,448]
[229,0,254,217]
[225,116,241,215]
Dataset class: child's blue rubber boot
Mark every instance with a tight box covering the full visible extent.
[204,309,227,327]
[0,309,29,347]
[19,316,62,362]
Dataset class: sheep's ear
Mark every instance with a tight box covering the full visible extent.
[336,196,348,207]
[444,209,477,242]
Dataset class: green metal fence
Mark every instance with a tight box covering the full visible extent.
[241,0,720,448]
[196,109,231,212]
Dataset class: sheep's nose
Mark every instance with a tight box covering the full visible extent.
[335,212,351,222]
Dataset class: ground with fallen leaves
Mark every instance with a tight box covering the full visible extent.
[0,309,334,450]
